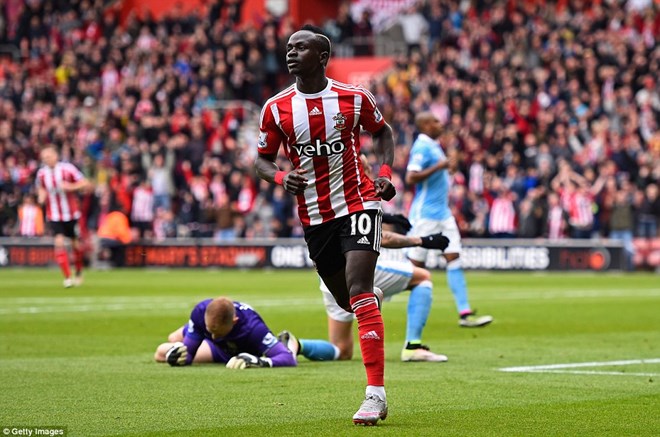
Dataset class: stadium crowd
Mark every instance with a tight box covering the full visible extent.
[0,0,659,265]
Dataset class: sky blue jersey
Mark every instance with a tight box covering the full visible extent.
[406,133,452,222]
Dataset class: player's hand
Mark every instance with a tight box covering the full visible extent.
[374,177,396,201]
[282,168,308,195]
[382,213,412,233]
[420,233,450,250]
[165,342,188,366]
[226,353,272,369]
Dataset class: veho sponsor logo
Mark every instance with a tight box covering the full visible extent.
[292,139,346,157]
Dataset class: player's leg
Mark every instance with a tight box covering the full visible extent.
[71,233,84,286]
[167,326,186,343]
[345,248,386,424]
[154,342,172,362]
[401,266,447,362]
[52,229,72,287]
[327,317,353,360]
[290,287,351,361]
[440,217,492,327]
[154,340,215,363]
[192,340,216,363]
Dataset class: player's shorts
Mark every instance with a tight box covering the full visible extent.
[304,209,382,277]
[320,259,414,322]
[407,216,462,263]
[48,220,78,239]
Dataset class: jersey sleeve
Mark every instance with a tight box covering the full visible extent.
[357,88,386,134]
[264,342,297,367]
[407,143,428,172]
[35,169,44,190]
[64,163,84,182]
[257,102,285,155]
[244,318,280,357]
[182,305,206,365]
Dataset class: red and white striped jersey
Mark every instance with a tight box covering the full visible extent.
[567,192,594,229]
[36,162,84,222]
[488,196,517,235]
[546,206,567,240]
[131,186,154,222]
[258,79,385,227]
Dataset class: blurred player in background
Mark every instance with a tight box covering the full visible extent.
[155,297,296,369]
[254,25,395,425]
[36,146,90,288]
[406,113,493,328]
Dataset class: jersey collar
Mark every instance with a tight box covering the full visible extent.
[295,79,333,98]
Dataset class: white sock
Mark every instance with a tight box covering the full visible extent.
[366,385,386,400]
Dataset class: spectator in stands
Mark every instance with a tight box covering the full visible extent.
[608,189,636,270]
[17,193,43,237]
[0,0,656,275]
[636,183,660,238]
[130,179,155,239]
[97,203,133,268]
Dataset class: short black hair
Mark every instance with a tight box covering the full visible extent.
[300,24,331,55]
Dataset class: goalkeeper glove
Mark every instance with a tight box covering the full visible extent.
[165,342,188,366]
[420,233,450,250]
[226,353,272,369]
[382,213,412,233]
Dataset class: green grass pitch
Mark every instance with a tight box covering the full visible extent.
[1,269,659,436]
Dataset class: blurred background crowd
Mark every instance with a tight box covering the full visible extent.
[0,0,658,266]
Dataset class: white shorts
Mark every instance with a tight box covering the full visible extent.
[407,216,462,263]
[320,259,414,322]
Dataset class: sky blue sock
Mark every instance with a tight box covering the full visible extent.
[406,280,433,343]
[447,265,471,314]
[299,339,339,361]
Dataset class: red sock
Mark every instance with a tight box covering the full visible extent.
[73,248,84,276]
[351,292,385,386]
[55,249,71,279]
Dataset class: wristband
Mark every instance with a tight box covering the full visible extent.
[378,164,392,180]
[274,171,286,185]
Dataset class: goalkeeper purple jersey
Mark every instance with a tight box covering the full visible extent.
[182,299,295,367]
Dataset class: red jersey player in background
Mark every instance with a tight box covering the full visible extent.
[254,25,396,426]
[36,146,90,287]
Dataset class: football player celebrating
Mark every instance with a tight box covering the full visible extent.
[155,297,296,369]
[254,25,395,425]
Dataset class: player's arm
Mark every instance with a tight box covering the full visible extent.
[382,230,449,251]
[61,178,90,192]
[359,88,396,201]
[254,103,307,195]
[255,153,308,195]
[371,123,396,202]
[166,319,204,366]
[37,186,47,205]
[405,158,452,185]
[227,328,296,369]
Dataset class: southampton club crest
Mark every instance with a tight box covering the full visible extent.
[333,112,347,131]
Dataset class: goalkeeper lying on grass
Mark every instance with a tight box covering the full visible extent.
[154,297,297,369]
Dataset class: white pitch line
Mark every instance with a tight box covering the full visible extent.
[0,297,322,315]
[499,358,660,377]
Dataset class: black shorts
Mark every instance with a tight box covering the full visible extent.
[304,209,382,277]
[49,220,78,239]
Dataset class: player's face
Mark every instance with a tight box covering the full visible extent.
[286,31,321,76]
[428,117,443,139]
[41,149,58,168]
